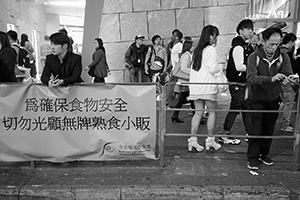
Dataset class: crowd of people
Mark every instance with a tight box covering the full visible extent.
[123,19,300,170]
[0,28,110,85]
[1,20,300,170]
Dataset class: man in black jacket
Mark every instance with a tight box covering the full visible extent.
[41,32,83,88]
[219,19,254,145]
[124,35,148,83]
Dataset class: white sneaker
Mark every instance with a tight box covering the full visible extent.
[281,126,294,132]
[218,131,241,145]
[245,134,249,142]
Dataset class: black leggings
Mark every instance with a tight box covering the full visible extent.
[173,91,195,116]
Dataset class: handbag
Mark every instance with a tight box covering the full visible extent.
[172,53,190,80]
[88,66,96,77]
[215,70,228,93]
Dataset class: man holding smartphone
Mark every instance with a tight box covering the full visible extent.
[246,28,297,170]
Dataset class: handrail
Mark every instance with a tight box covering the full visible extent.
[158,82,300,171]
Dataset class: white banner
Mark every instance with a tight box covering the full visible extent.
[0,84,156,162]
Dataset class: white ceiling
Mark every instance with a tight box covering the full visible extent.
[44,0,86,18]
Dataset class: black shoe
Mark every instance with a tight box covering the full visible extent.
[171,114,184,123]
[247,159,260,170]
[258,156,273,166]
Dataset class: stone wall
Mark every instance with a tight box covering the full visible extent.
[99,0,249,82]
[0,0,46,48]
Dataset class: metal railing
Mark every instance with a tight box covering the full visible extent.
[157,82,300,171]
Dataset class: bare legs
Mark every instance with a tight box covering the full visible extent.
[189,99,220,151]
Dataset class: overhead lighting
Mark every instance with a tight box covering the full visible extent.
[45,1,85,7]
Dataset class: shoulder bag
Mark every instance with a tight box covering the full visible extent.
[172,53,190,80]
[215,70,228,93]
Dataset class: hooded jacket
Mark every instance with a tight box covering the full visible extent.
[226,36,254,83]
[246,45,293,102]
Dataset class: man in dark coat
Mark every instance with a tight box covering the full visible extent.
[41,32,83,88]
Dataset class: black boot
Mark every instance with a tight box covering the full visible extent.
[171,113,184,123]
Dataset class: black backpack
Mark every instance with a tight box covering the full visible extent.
[12,44,31,68]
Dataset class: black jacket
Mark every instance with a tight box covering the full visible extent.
[247,45,293,102]
[226,36,254,83]
[41,51,83,86]
[124,43,147,68]
[0,47,17,82]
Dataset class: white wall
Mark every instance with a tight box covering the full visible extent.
[46,14,60,35]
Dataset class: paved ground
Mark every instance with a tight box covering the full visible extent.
[0,92,300,199]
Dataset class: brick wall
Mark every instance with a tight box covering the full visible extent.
[99,0,249,82]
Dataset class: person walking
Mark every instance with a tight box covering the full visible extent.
[187,25,223,152]
[85,38,109,83]
[165,30,183,107]
[171,36,195,123]
[219,19,254,145]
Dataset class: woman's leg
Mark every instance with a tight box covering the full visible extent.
[191,99,204,136]
[204,100,217,136]
[204,99,221,151]
[188,99,205,152]
[173,92,188,116]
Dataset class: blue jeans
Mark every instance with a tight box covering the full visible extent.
[129,67,142,83]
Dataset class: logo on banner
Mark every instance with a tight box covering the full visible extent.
[99,141,118,157]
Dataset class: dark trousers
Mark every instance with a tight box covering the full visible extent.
[223,85,251,133]
[94,77,105,83]
[246,98,279,161]
[166,75,178,105]
[173,91,195,116]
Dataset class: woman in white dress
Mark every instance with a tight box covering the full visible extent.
[187,25,224,152]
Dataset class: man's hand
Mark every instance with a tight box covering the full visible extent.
[288,74,299,84]
[48,79,54,90]
[52,79,64,87]
[271,73,287,82]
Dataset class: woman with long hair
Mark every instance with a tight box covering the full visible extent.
[171,36,195,123]
[20,33,36,78]
[85,38,109,83]
[0,31,17,82]
[187,25,224,152]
